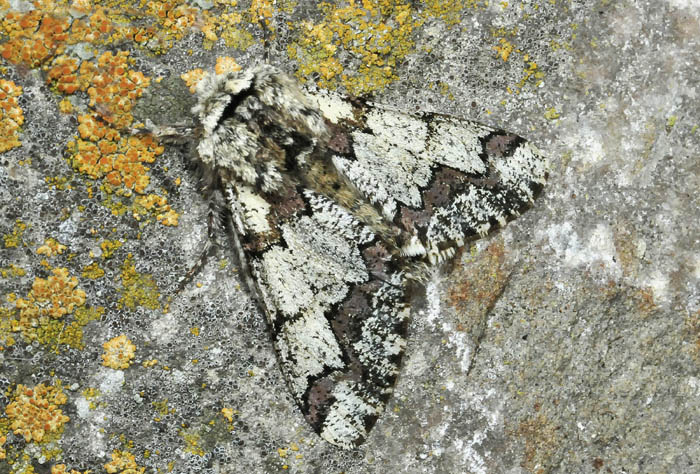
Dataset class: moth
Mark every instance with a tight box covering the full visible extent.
[140,65,547,449]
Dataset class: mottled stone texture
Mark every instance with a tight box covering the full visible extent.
[0,0,697,473]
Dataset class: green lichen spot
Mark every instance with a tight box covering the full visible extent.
[3,220,27,248]
[118,255,161,311]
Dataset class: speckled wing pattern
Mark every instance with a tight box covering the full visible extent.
[313,93,548,265]
[185,66,546,448]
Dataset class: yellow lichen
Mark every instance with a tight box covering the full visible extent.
[81,387,101,401]
[1,263,26,278]
[544,107,560,120]
[37,238,67,257]
[15,267,86,326]
[82,262,105,279]
[494,37,515,61]
[100,239,122,259]
[5,382,70,444]
[288,0,421,94]
[422,0,464,26]
[3,219,26,248]
[58,98,74,114]
[133,194,179,226]
[221,407,238,426]
[0,79,24,152]
[517,56,544,89]
[180,429,205,456]
[101,334,136,369]
[118,255,161,310]
[7,266,100,351]
[104,450,145,474]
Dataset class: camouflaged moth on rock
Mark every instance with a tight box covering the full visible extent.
[142,65,547,449]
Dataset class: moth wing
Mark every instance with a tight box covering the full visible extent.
[313,93,548,263]
[227,185,409,449]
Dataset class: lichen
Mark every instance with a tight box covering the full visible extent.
[422,0,465,26]
[287,0,422,95]
[133,194,179,226]
[67,114,163,194]
[102,334,136,370]
[179,429,205,456]
[103,450,145,474]
[0,79,24,153]
[4,266,101,351]
[3,219,27,249]
[36,238,67,257]
[100,240,123,259]
[118,255,161,311]
[15,267,86,328]
[5,382,70,444]
[82,262,105,279]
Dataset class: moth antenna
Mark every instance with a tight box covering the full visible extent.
[175,209,217,294]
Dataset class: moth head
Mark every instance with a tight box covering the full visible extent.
[192,66,329,193]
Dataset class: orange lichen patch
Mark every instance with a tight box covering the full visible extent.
[102,334,136,369]
[0,79,24,153]
[46,55,89,95]
[0,433,5,460]
[87,51,150,129]
[144,0,199,36]
[5,382,70,443]
[288,0,421,94]
[181,68,207,93]
[37,238,67,257]
[134,194,180,226]
[67,114,163,194]
[0,10,70,67]
[104,449,146,474]
[47,51,151,129]
[15,267,86,328]
[51,464,90,474]
[215,56,242,75]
